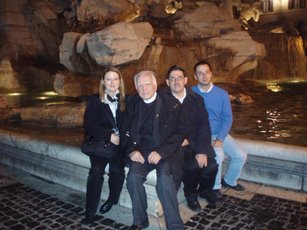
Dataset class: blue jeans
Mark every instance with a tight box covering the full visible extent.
[213,135,247,190]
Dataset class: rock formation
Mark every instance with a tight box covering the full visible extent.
[54,72,100,96]
[0,59,20,90]
[13,103,85,127]
[0,0,306,97]
[59,21,153,73]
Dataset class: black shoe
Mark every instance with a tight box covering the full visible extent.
[222,179,245,191]
[213,189,223,201]
[128,219,149,229]
[199,191,217,208]
[80,215,98,225]
[186,196,201,212]
[128,225,143,230]
[99,200,114,214]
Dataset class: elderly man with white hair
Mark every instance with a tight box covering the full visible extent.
[122,70,185,230]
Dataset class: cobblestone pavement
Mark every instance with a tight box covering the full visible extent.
[0,182,128,230]
[185,194,307,230]
[0,171,306,230]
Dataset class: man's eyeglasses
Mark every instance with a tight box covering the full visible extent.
[168,76,185,82]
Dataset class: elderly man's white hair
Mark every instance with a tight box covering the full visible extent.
[134,70,158,88]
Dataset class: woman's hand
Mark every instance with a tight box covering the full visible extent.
[110,133,120,145]
[181,139,189,147]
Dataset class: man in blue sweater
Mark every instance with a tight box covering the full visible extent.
[192,60,247,199]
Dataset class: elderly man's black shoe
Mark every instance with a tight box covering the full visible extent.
[99,200,114,214]
[80,215,99,225]
[128,219,149,229]
[128,224,143,230]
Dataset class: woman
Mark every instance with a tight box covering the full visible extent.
[81,67,126,225]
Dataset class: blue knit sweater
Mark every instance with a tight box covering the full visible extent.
[192,84,233,141]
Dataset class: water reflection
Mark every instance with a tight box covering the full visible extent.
[232,81,307,147]
[1,90,81,107]
[266,83,283,92]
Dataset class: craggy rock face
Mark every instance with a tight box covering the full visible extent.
[66,22,154,67]
[0,0,306,92]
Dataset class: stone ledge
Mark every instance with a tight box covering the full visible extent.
[0,129,162,187]
[236,137,307,191]
[0,129,306,220]
[237,137,307,164]
[0,128,184,217]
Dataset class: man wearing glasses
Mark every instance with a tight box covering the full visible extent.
[165,65,218,211]
[192,60,247,200]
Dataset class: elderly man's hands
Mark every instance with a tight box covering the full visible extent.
[129,151,145,163]
[129,151,162,164]
[148,151,162,164]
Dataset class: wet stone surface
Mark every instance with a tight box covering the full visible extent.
[0,182,306,229]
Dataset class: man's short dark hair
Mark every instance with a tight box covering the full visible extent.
[167,65,185,79]
[194,60,212,73]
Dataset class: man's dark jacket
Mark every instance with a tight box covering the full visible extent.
[164,87,215,158]
[162,87,216,190]
[122,92,185,160]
